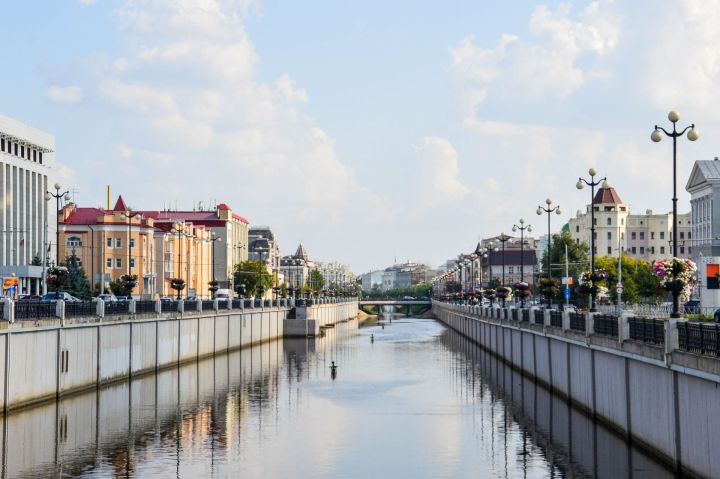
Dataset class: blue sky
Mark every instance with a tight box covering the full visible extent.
[2,0,720,273]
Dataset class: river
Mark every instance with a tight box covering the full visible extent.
[2,315,676,478]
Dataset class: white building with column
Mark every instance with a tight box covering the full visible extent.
[0,114,55,296]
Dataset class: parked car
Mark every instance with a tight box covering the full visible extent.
[115,296,129,302]
[40,292,81,302]
[94,294,117,302]
[402,296,416,300]
[18,294,41,302]
[184,296,199,302]
[159,297,175,303]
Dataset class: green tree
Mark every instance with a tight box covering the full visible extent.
[594,254,662,304]
[31,255,42,266]
[280,282,288,297]
[109,278,131,297]
[233,260,273,297]
[61,251,92,299]
[309,268,325,291]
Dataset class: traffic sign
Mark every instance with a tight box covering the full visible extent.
[564,287,571,300]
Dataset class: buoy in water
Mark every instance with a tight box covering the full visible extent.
[330,361,338,380]
[370,334,374,343]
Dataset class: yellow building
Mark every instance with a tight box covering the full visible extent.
[59,196,214,299]
[59,196,157,297]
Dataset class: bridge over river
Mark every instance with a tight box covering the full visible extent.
[357,299,432,316]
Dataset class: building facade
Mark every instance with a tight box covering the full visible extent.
[0,114,55,295]
[315,261,354,290]
[60,196,158,298]
[142,203,249,290]
[360,270,384,291]
[248,225,281,283]
[279,244,314,289]
[568,183,691,264]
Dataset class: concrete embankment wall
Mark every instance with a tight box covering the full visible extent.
[1,301,357,411]
[433,303,720,479]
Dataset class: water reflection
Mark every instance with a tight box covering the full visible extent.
[1,317,677,478]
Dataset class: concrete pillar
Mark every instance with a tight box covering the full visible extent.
[213,299,219,311]
[97,300,105,318]
[154,300,161,315]
[178,299,184,314]
[619,313,632,343]
[3,299,14,322]
[665,318,680,361]
[543,309,551,327]
[129,299,136,315]
[56,300,65,325]
[562,310,570,331]
[586,312,596,338]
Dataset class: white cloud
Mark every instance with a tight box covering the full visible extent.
[450,1,620,119]
[413,137,468,205]
[118,143,133,158]
[46,85,83,104]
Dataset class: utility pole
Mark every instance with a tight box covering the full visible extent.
[565,244,569,308]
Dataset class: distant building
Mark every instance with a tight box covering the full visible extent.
[360,270,384,291]
[0,114,55,295]
[315,261,354,289]
[378,262,428,290]
[478,235,538,286]
[248,225,281,283]
[686,158,720,308]
[279,243,314,289]
[568,183,691,263]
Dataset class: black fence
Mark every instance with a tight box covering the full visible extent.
[65,301,97,318]
[678,322,720,357]
[184,300,199,312]
[534,310,544,325]
[569,312,586,332]
[202,300,216,311]
[503,309,508,320]
[511,309,519,321]
[593,314,618,338]
[135,300,156,314]
[521,310,530,322]
[629,317,665,345]
[550,311,563,328]
[161,301,178,312]
[105,301,130,316]
[15,302,56,320]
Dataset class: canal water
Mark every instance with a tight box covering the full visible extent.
[2,315,676,478]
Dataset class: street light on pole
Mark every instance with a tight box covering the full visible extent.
[576,168,607,312]
[44,183,71,267]
[119,211,142,297]
[651,110,699,318]
[209,232,222,299]
[537,198,562,307]
[497,233,512,307]
[512,219,532,307]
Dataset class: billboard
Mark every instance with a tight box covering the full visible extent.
[2,277,19,299]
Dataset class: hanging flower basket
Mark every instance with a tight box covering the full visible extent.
[170,277,186,292]
[47,266,69,287]
[577,269,608,296]
[653,258,697,301]
[538,277,559,299]
[208,280,219,293]
[514,281,532,299]
[483,288,496,300]
[495,286,512,300]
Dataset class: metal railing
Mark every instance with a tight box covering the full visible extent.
[569,312,586,332]
[15,302,56,320]
[105,301,130,316]
[593,314,618,338]
[521,310,530,322]
[511,309,518,321]
[135,300,155,314]
[629,317,665,345]
[232,299,243,309]
[678,322,720,357]
[161,301,178,312]
[202,300,216,311]
[64,301,97,318]
[550,311,563,328]
[534,310,544,325]
[184,300,198,312]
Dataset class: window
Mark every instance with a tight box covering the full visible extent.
[639,232,645,240]
[66,236,82,247]
[621,232,625,240]
[575,225,579,233]
[660,232,665,240]
[631,246,637,254]
[593,218,597,225]
[1,138,4,151]
[607,232,612,240]
[689,247,692,254]
[651,232,655,239]
[130,238,135,248]
[39,152,43,164]
[680,232,685,239]
[116,258,122,268]
[631,232,636,240]
[20,146,24,158]
[680,246,685,254]
[607,217,612,225]
[607,246,612,254]
[106,258,112,268]
[508,266,514,274]
[32,150,36,162]
[640,246,645,254]
[107,237,113,248]
[689,232,692,239]
[13,143,17,156]
[115,238,122,248]
[593,231,597,240]
[621,218,625,225]
[660,246,665,254]
[651,246,655,254]
[130,258,136,268]
[576,239,580,245]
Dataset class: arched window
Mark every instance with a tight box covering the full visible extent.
[607,217,612,226]
[66,236,82,247]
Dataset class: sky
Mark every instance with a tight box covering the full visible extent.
[2,0,720,274]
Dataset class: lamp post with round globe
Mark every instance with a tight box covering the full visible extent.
[576,168,607,312]
[512,219,532,307]
[651,110,699,317]
[537,199,562,306]
[44,183,71,267]
[119,211,142,297]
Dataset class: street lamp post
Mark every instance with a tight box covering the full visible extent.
[119,211,142,297]
[537,199,562,307]
[576,168,607,312]
[173,221,185,300]
[209,232,222,299]
[44,183,71,267]
[652,110,699,318]
[512,219,532,307]
[497,233,512,307]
